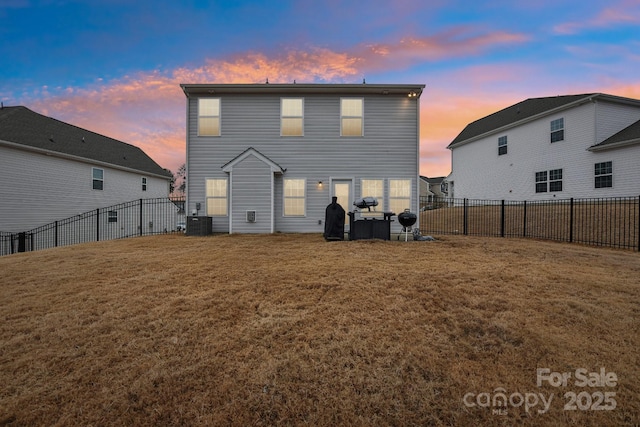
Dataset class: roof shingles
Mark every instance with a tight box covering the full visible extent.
[0,106,171,178]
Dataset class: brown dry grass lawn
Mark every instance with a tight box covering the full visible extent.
[0,234,638,426]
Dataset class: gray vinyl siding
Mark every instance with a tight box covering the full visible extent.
[186,90,420,233]
[0,145,169,232]
[229,155,273,233]
[595,100,640,144]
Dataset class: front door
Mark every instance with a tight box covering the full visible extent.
[332,179,352,231]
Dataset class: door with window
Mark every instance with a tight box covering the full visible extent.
[332,179,352,230]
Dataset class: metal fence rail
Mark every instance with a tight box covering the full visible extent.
[419,196,640,251]
[1,197,186,256]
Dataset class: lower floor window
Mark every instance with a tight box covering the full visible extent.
[535,169,563,193]
[284,178,306,216]
[389,179,411,214]
[206,178,228,216]
[595,161,613,188]
[549,169,563,192]
[108,210,117,223]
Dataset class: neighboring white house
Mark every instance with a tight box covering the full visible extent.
[446,93,640,200]
[0,106,173,232]
[181,83,424,234]
[419,176,447,201]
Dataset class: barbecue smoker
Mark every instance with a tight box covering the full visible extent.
[397,209,417,241]
[347,197,395,240]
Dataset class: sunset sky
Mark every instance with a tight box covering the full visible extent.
[1,0,639,178]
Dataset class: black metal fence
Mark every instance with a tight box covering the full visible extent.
[1,197,186,256]
[419,196,640,251]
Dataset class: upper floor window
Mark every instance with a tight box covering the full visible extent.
[141,177,147,191]
[389,179,411,214]
[92,167,104,190]
[198,98,220,136]
[341,98,363,136]
[550,118,564,143]
[281,98,303,136]
[284,179,306,216]
[206,178,228,216]
[498,136,508,155]
[595,161,613,188]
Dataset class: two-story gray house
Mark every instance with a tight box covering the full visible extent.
[181,83,424,234]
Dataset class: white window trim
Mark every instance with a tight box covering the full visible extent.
[283,178,306,217]
[340,97,364,137]
[205,177,228,216]
[198,98,221,137]
[280,97,304,137]
[92,167,104,191]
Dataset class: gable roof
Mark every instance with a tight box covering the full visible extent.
[420,175,445,184]
[221,147,285,174]
[0,106,171,179]
[589,118,640,151]
[447,93,640,149]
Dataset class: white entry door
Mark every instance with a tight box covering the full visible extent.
[332,179,352,230]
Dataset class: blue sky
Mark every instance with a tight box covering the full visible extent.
[1,0,639,177]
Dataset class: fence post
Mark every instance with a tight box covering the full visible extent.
[501,200,505,238]
[139,199,143,236]
[637,196,640,252]
[463,198,468,235]
[523,200,527,238]
[96,208,100,242]
[54,220,58,247]
[569,198,574,243]
[18,232,26,252]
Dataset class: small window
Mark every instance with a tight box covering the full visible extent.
[108,211,118,223]
[284,179,306,216]
[205,178,228,216]
[198,98,220,136]
[281,98,303,136]
[389,179,411,214]
[142,177,147,191]
[549,168,563,192]
[535,171,547,193]
[550,118,564,143]
[498,136,507,155]
[92,168,104,190]
[341,98,363,136]
[595,161,613,188]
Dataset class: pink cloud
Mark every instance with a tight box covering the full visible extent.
[554,0,640,34]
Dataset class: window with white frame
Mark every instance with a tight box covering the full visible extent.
[341,98,363,136]
[549,168,563,192]
[389,179,411,214]
[361,179,384,216]
[550,118,564,143]
[92,167,104,190]
[281,98,303,136]
[284,179,306,216]
[205,178,228,216]
[535,171,547,193]
[595,161,613,188]
[141,177,147,191]
[498,135,507,155]
[198,98,220,136]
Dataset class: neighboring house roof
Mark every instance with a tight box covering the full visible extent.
[0,106,171,179]
[447,93,640,149]
[589,118,640,151]
[420,175,445,184]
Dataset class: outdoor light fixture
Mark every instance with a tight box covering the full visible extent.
[408,91,418,98]
[318,181,323,187]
